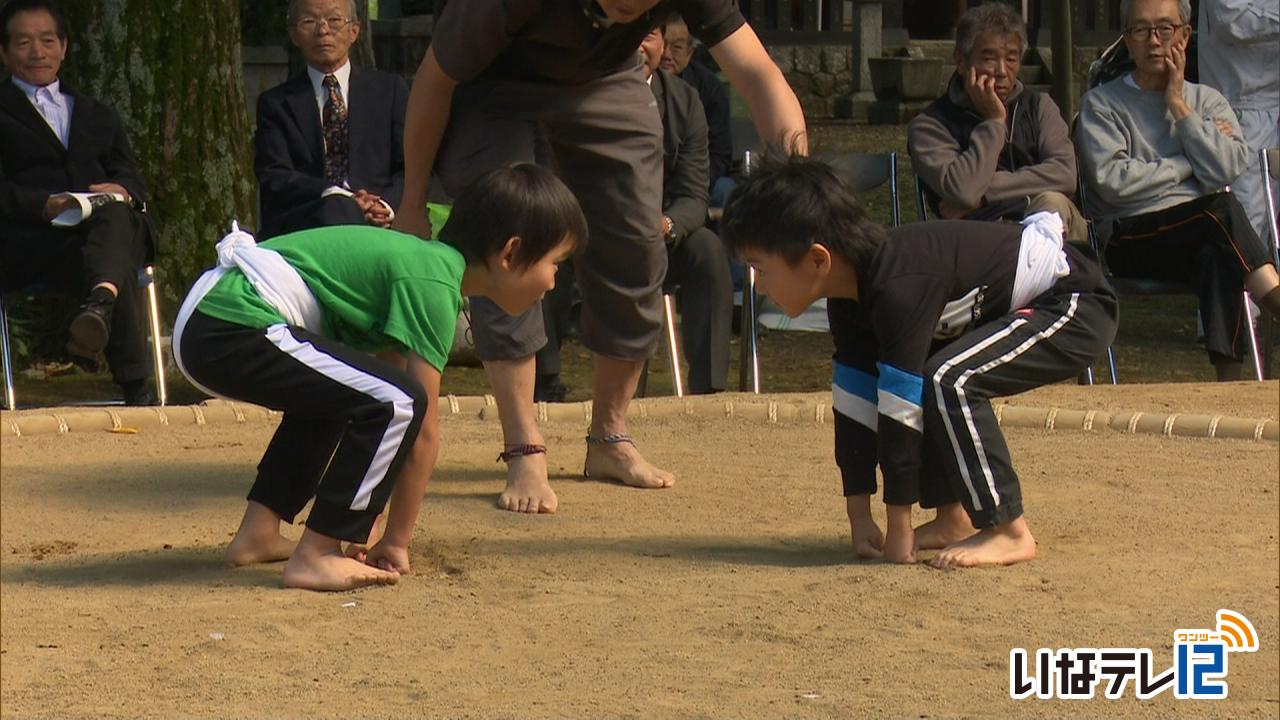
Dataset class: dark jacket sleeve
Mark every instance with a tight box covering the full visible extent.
[701,72,732,184]
[663,82,710,245]
[0,149,49,222]
[254,91,331,207]
[382,73,409,212]
[101,105,148,206]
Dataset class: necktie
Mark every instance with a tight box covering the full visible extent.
[35,87,68,146]
[322,74,348,185]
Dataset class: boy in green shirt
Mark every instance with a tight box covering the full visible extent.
[172,165,584,591]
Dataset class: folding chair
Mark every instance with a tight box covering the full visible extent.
[1259,148,1280,377]
[1,264,168,410]
[914,173,930,222]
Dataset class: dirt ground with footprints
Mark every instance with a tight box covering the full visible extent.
[1,382,1277,719]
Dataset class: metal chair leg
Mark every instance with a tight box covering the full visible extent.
[738,266,760,393]
[1243,291,1264,382]
[1,295,15,410]
[142,266,168,406]
[1106,345,1118,384]
[662,293,684,398]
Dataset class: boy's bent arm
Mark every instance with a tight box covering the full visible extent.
[393,47,458,239]
[710,26,808,154]
[376,353,442,563]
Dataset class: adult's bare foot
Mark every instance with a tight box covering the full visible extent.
[584,437,675,489]
[225,500,296,566]
[497,452,559,514]
[931,517,1036,569]
[915,503,977,550]
[282,530,399,591]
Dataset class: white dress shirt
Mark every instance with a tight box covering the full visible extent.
[12,76,74,147]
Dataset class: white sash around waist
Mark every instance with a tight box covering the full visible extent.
[1010,211,1071,310]
[171,222,324,396]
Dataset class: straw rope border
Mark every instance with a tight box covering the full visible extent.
[1,393,1275,442]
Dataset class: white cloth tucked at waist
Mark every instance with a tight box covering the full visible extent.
[1010,211,1071,310]
[171,223,323,395]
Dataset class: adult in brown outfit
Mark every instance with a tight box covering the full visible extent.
[394,0,806,514]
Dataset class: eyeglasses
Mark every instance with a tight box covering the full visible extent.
[294,16,352,33]
[1124,23,1183,41]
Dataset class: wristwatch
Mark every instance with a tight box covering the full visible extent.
[662,216,676,243]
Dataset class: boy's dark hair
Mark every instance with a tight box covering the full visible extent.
[438,164,586,269]
[0,0,67,49]
[721,154,888,270]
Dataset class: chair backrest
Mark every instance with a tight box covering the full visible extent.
[825,152,901,227]
[914,173,929,221]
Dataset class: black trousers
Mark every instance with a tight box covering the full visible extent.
[258,194,367,240]
[1,203,150,384]
[176,310,427,543]
[923,289,1118,527]
[663,226,732,394]
[1107,192,1273,361]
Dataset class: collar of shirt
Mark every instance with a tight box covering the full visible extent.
[12,75,67,110]
[307,59,352,114]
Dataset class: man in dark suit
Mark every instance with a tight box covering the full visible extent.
[0,0,155,405]
[660,12,732,197]
[643,24,731,394]
[254,0,408,240]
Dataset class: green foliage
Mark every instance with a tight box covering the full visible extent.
[59,2,257,320]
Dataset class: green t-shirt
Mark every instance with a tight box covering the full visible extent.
[196,226,466,371]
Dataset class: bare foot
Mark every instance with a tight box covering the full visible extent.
[930,517,1037,569]
[915,503,977,550]
[497,453,559,514]
[883,505,917,564]
[584,440,675,489]
[225,500,296,566]
[846,495,883,559]
[282,530,399,591]
[226,531,296,566]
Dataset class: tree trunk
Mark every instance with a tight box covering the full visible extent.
[61,2,257,314]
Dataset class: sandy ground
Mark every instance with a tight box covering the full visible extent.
[1,382,1277,719]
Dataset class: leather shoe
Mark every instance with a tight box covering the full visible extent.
[121,380,157,407]
[67,295,114,358]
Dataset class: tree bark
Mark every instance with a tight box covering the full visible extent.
[61,2,257,314]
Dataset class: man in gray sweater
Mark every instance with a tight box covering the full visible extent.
[1076,0,1280,381]
[908,3,1086,242]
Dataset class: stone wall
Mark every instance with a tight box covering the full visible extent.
[767,45,856,119]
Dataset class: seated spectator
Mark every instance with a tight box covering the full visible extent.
[661,12,732,202]
[254,0,407,240]
[0,0,156,405]
[643,25,732,394]
[1076,0,1280,380]
[908,2,1086,242]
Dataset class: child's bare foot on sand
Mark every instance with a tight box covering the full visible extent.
[584,436,675,489]
[883,505,917,564]
[931,517,1036,569]
[225,501,296,566]
[497,452,559,513]
[915,503,977,550]
[846,495,883,559]
[282,530,399,591]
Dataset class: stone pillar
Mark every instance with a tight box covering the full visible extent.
[849,0,883,101]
